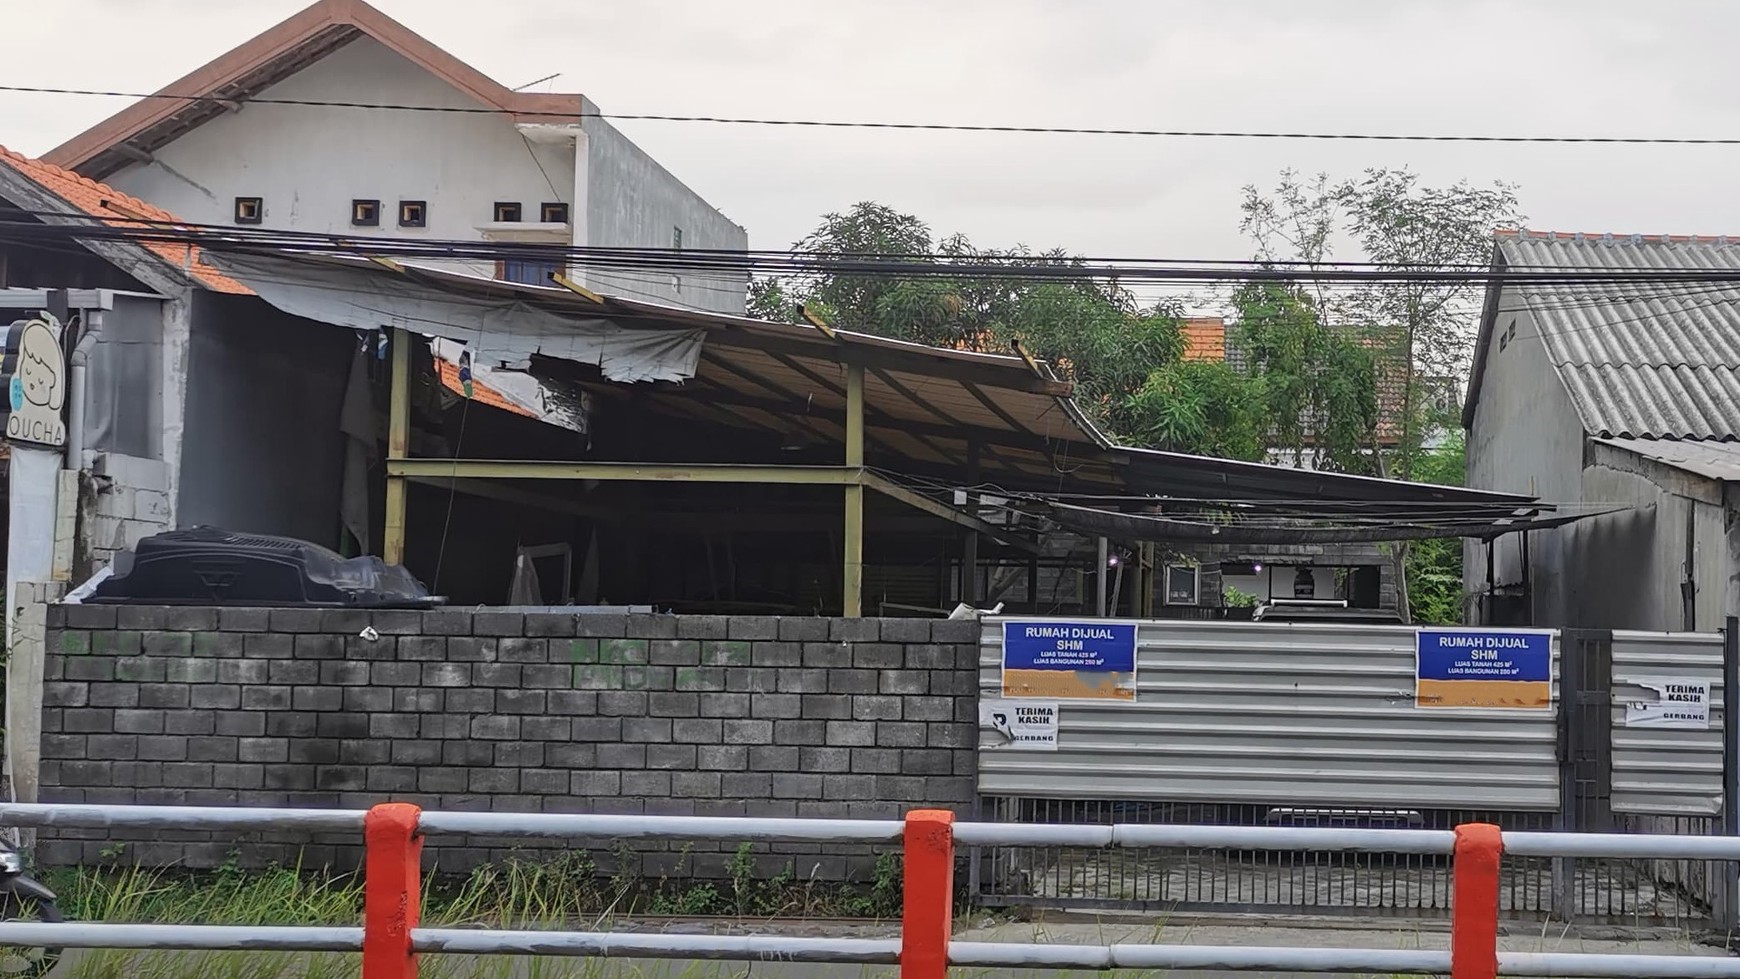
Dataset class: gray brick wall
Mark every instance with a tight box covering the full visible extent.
[39,607,979,876]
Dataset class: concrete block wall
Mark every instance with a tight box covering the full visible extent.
[39,607,980,877]
[79,453,173,577]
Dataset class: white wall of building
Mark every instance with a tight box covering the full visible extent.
[106,36,576,282]
[582,101,748,314]
[103,39,749,315]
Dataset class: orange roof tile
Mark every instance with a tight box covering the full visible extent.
[434,357,536,418]
[0,145,251,294]
[1180,317,1226,362]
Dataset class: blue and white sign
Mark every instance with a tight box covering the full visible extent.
[1001,620,1138,701]
[1415,628,1552,710]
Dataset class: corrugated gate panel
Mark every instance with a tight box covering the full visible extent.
[978,618,1561,811]
[1610,630,1725,816]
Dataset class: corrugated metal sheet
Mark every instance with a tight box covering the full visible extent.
[977,619,1561,811]
[1499,233,1740,440]
[1610,630,1725,817]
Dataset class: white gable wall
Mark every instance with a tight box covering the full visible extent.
[105,36,576,282]
[103,36,748,314]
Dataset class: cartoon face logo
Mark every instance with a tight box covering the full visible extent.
[5,314,68,446]
[13,320,63,412]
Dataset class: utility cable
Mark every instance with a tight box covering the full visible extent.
[15,218,1740,286]
[5,84,1740,144]
[5,206,1734,273]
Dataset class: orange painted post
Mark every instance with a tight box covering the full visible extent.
[1451,822,1503,979]
[902,809,955,979]
[364,803,423,979]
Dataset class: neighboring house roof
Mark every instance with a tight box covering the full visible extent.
[0,145,528,413]
[1465,230,1740,441]
[43,0,583,181]
[1205,317,1410,445]
[432,357,535,419]
[0,145,250,294]
[1180,317,1226,361]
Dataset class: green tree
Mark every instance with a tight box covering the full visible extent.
[1407,434,1467,625]
[1243,169,1521,621]
[746,276,798,323]
[753,202,1232,454]
[1122,359,1266,459]
[1338,169,1522,478]
[1231,282,1378,472]
[754,201,1382,468]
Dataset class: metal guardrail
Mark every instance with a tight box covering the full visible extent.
[0,803,1737,978]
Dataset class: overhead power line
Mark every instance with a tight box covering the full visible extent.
[0,206,1679,274]
[3,83,1740,145]
[14,216,1740,287]
[0,207,1674,274]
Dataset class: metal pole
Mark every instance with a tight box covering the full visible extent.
[959,441,980,606]
[1095,537,1109,617]
[1522,530,1532,623]
[383,328,410,566]
[1553,630,1581,921]
[1723,616,1739,930]
[1485,537,1496,624]
[842,363,865,617]
[1138,543,1157,617]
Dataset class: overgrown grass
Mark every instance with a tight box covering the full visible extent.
[39,844,907,979]
[41,842,903,929]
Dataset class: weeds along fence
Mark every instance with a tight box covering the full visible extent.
[0,804,1738,978]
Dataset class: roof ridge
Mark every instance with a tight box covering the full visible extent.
[43,0,583,176]
[1498,228,1740,245]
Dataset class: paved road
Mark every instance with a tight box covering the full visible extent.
[50,917,1733,979]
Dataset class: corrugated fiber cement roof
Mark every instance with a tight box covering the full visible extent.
[1498,231,1740,441]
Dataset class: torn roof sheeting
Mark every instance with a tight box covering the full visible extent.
[204,249,1540,508]
[210,252,704,383]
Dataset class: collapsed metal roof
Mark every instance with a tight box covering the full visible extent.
[207,250,1558,542]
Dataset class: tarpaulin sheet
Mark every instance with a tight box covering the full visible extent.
[209,253,704,383]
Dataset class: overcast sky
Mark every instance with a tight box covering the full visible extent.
[7,0,1740,275]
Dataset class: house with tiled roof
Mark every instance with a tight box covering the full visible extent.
[43,0,748,314]
[1464,229,1740,631]
[1126,316,1406,616]
[0,144,578,590]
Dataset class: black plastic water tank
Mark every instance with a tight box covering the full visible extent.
[87,527,439,608]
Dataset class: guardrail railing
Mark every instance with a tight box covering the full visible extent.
[0,803,1735,978]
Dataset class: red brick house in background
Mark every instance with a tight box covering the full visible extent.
[1161,315,1413,616]
[1178,315,1457,465]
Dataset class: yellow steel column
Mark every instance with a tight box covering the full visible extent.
[843,362,865,617]
[384,328,411,566]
